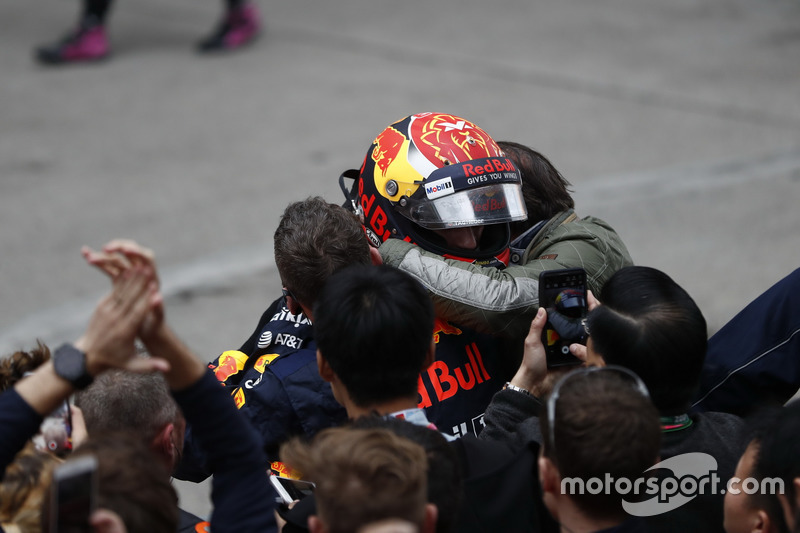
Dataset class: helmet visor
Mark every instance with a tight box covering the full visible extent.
[399,183,527,230]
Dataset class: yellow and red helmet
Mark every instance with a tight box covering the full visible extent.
[340,112,527,266]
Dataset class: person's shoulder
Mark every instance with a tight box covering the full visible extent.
[264,344,319,372]
[452,434,525,474]
[661,411,745,461]
[556,211,625,237]
[248,304,315,357]
[693,410,745,432]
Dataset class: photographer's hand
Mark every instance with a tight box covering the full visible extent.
[510,308,575,399]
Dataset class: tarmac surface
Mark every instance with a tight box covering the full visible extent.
[2,0,800,518]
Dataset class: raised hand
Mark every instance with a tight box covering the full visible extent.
[82,240,164,338]
[75,264,168,375]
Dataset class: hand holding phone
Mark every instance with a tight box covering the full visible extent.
[50,455,97,533]
[539,268,588,368]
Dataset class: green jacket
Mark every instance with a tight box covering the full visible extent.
[379,209,633,341]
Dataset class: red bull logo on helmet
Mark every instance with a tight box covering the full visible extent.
[472,195,507,213]
[463,157,516,177]
[372,126,406,177]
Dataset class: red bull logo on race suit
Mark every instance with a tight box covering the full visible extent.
[210,350,248,383]
[418,341,491,408]
[432,317,462,344]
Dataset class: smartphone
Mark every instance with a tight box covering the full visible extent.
[269,474,316,505]
[34,400,73,457]
[50,455,97,533]
[539,268,588,368]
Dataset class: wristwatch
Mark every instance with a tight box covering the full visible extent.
[53,343,94,390]
[503,382,532,397]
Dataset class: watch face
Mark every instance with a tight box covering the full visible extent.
[54,344,92,389]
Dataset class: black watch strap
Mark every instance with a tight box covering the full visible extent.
[53,343,94,390]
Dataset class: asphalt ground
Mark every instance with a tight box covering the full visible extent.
[2,0,799,518]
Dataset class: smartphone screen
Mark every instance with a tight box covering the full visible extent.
[51,455,97,533]
[35,400,73,457]
[539,268,588,368]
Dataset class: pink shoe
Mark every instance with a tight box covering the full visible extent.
[36,23,109,64]
[197,3,261,52]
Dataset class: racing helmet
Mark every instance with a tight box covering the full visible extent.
[340,112,528,266]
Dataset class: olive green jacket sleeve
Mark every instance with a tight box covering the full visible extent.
[379,210,633,341]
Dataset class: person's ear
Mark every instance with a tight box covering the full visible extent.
[777,479,800,532]
[90,509,127,533]
[286,294,302,316]
[752,508,771,533]
[151,423,178,471]
[369,246,383,266]
[422,503,438,533]
[794,478,800,513]
[789,478,800,530]
[308,515,327,533]
[538,455,559,496]
[317,350,335,383]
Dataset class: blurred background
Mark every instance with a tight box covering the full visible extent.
[2,0,799,516]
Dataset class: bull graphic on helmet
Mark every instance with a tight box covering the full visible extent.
[340,112,528,267]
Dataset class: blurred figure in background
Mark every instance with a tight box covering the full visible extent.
[35,0,260,64]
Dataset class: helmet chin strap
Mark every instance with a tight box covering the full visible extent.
[339,169,363,219]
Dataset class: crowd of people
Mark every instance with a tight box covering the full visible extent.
[1,111,799,533]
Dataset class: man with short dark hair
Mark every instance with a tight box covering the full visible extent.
[76,370,182,467]
[313,264,435,418]
[205,197,372,469]
[585,266,708,417]
[538,368,661,532]
[76,370,206,532]
[498,141,575,241]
